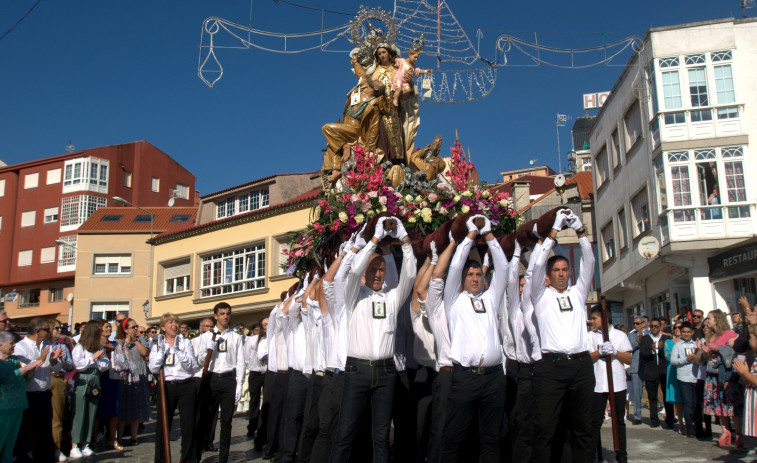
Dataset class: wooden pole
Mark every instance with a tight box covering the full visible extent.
[158,366,172,463]
[599,293,620,451]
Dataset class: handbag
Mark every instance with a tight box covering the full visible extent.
[84,371,101,399]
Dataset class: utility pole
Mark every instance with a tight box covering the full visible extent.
[556,113,568,173]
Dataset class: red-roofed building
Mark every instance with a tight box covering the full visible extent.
[0,140,196,329]
[72,207,197,327]
[145,173,320,328]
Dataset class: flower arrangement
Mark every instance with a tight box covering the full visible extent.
[282,143,519,277]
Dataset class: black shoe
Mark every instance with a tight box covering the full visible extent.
[204,443,216,452]
[262,453,275,460]
[651,422,660,428]
[631,419,642,425]
[246,430,255,437]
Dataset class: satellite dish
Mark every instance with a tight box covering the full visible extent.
[554,174,566,188]
[638,236,660,259]
[66,293,74,302]
[167,197,175,207]
[529,157,537,165]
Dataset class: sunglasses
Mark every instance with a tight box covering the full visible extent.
[650,324,660,328]
[633,322,642,325]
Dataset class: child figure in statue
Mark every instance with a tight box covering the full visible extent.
[392,49,431,107]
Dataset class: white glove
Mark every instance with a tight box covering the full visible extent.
[482,251,491,269]
[430,241,439,265]
[465,215,480,233]
[235,386,243,403]
[391,219,407,240]
[448,231,454,242]
[599,341,616,356]
[353,226,367,250]
[479,216,492,235]
[512,240,521,260]
[373,217,388,240]
[568,213,583,231]
[205,338,217,352]
[552,213,567,231]
[343,232,356,252]
[157,335,166,355]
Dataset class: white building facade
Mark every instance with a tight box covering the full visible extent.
[590,18,757,325]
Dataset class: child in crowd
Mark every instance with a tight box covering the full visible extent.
[671,322,701,437]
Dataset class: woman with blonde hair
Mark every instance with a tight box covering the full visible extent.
[701,309,740,447]
[148,312,199,463]
[92,319,121,450]
[70,320,110,459]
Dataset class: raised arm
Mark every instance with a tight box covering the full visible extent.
[531,237,554,303]
[482,217,508,314]
[382,245,399,291]
[444,234,473,311]
[506,241,522,319]
[412,257,432,313]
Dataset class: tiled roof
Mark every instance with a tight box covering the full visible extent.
[201,172,318,199]
[77,207,198,233]
[488,175,557,198]
[520,171,594,212]
[151,187,322,243]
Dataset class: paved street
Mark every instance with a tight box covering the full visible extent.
[75,406,757,462]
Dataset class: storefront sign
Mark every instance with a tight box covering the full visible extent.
[5,290,17,302]
[709,242,757,280]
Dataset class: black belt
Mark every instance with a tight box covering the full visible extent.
[209,370,235,378]
[452,363,502,375]
[325,369,341,377]
[251,371,266,376]
[346,357,393,367]
[165,378,195,385]
[439,366,452,372]
[290,369,304,376]
[541,351,590,360]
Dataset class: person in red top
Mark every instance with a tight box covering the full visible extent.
[700,309,740,447]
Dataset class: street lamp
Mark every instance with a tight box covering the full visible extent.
[112,196,155,320]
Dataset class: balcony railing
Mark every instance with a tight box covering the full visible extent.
[660,203,755,243]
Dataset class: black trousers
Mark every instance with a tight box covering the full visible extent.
[265,370,291,456]
[644,376,674,427]
[590,391,627,461]
[440,365,506,463]
[500,358,519,462]
[197,374,236,463]
[427,368,452,463]
[413,366,436,463]
[297,373,323,463]
[18,390,54,462]
[392,368,417,463]
[155,379,198,463]
[532,356,595,463]
[510,362,535,463]
[247,371,266,435]
[695,379,712,436]
[330,357,397,463]
[255,371,276,449]
[678,380,697,434]
[310,372,344,463]
[280,370,309,463]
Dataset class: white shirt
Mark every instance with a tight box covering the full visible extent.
[191,335,206,378]
[197,326,246,389]
[444,237,508,368]
[72,343,110,373]
[281,301,308,372]
[508,243,542,364]
[244,334,268,373]
[148,335,199,381]
[343,241,417,361]
[410,301,437,368]
[303,298,327,373]
[590,327,632,393]
[532,236,595,355]
[323,251,357,371]
[13,337,63,391]
[267,303,289,372]
[427,278,452,368]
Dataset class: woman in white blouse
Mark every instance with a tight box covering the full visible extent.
[149,313,199,463]
[70,320,111,459]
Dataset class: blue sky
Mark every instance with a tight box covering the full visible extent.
[0,0,746,195]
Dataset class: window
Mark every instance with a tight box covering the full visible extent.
[623,101,642,149]
[93,255,132,275]
[664,112,686,125]
[662,71,682,109]
[684,54,705,65]
[62,157,109,194]
[44,207,59,223]
[595,146,609,188]
[711,50,732,62]
[601,222,615,262]
[57,235,77,269]
[19,289,40,308]
[724,159,746,203]
[0,216,2,231]
[654,156,667,211]
[670,163,694,222]
[49,287,63,303]
[24,173,39,189]
[101,215,123,222]
[151,177,160,192]
[40,247,56,264]
[611,130,621,168]
[18,250,33,267]
[274,234,297,276]
[174,183,189,200]
[631,189,649,237]
[21,210,35,227]
[90,302,129,322]
[216,189,270,219]
[0,179,5,196]
[170,214,191,222]
[690,109,712,122]
[60,195,107,229]
[687,68,709,107]
[714,65,735,104]
[47,168,61,185]
[124,172,132,188]
[163,260,191,295]
[617,208,628,250]
[134,215,152,223]
[717,107,739,119]
[217,198,235,219]
[659,57,679,68]
[201,244,266,297]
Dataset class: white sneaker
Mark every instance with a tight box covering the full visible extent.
[69,447,83,459]
[81,445,95,457]
[56,449,68,461]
